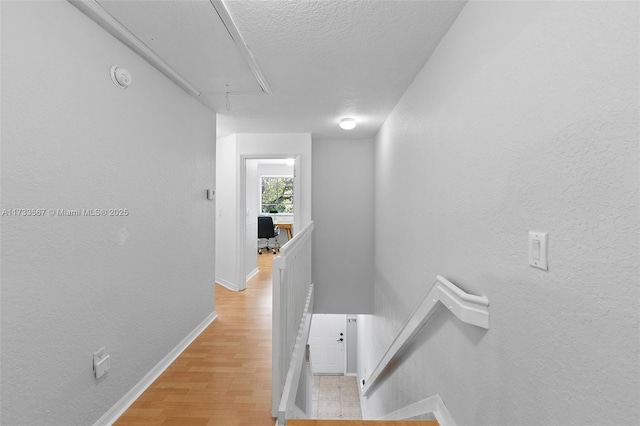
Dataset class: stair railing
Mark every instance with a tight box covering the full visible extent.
[272,221,314,418]
[376,394,456,426]
[362,275,489,397]
[276,291,313,425]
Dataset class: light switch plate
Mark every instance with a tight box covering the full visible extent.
[93,347,105,366]
[95,355,110,379]
[93,347,110,379]
[528,231,548,271]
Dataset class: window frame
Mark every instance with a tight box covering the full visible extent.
[260,174,294,214]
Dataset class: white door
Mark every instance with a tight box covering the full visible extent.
[308,314,346,374]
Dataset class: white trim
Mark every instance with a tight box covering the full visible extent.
[434,397,457,426]
[239,154,303,294]
[208,0,272,94]
[345,315,357,376]
[288,405,307,420]
[237,155,247,291]
[67,0,201,97]
[260,175,294,214]
[343,315,348,376]
[271,256,284,417]
[377,394,456,426]
[93,311,218,426]
[278,221,313,258]
[276,285,314,426]
[246,267,259,282]
[358,372,371,419]
[215,277,242,292]
[362,275,489,396]
[271,222,314,417]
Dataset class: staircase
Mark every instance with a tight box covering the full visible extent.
[288,421,438,425]
[273,233,486,426]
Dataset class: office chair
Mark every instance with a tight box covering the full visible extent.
[257,216,280,254]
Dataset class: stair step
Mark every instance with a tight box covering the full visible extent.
[287,421,438,426]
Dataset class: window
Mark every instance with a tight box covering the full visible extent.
[261,176,293,213]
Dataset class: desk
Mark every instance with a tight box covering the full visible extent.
[276,223,293,240]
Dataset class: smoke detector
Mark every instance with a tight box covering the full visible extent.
[110,65,132,89]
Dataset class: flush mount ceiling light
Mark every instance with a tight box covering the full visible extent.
[339,118,357,130]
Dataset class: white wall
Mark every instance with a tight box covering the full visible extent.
[246,160,259,278]
[312,139,373,314]
[236,134,312,229]
[1,2,216,425]
[361,2,639,425]
[258,163,294,178]
[215,135,238,289]
[356,314,373,388]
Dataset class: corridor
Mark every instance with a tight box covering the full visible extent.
[116,254,276,425]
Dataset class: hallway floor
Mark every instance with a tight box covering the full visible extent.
[313,375,363,420]
[116,253,276,426]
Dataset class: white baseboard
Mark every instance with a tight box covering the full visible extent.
[216,277,241,291]
[93,311,218,426]
[246,267,259,282]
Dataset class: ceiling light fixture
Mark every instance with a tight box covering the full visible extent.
[339,118,357,130]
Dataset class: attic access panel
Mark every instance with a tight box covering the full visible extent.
[96,0,264,94]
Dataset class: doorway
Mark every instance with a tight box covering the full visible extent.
[240,156,300,290]
[308,314,346,374]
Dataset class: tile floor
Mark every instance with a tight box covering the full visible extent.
[312,375,363,420]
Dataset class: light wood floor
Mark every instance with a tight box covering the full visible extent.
[116,253,277,426]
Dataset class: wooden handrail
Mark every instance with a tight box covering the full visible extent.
[362,276,489,397]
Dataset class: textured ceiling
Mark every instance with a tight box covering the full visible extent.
[90,0,467,139]
[211,0,467,139]
[97,0,262,93]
